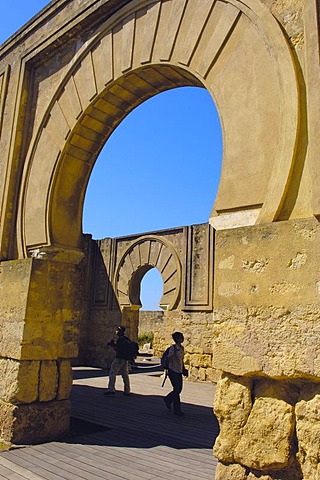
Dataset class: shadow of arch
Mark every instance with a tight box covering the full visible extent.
[114,235,181,311]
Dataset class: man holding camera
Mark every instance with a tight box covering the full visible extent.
[104,326,131,396]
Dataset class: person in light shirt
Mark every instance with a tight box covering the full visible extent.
[163,331,188,416]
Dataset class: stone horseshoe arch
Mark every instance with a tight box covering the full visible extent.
[114,235,181,310]
[17,0,299,258]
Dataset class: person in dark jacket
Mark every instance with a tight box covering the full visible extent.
[104,326,130,396]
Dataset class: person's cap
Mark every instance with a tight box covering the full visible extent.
[116,326,126,333]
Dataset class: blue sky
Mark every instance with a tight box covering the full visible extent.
[1,2,223,310]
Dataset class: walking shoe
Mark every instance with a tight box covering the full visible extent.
[163,397,171,410]
[123,392,130,396]
[104,391,116,396]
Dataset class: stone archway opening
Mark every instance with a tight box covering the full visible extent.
[140,268,164,311]
[139,267,164,355]
[82,85,222,240]
[121,264,162,343]
[81,83,222,360]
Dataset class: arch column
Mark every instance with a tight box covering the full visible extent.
[0,248,84,444]
[121,306,140,343]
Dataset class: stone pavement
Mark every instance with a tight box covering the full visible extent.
[0,361,219,479]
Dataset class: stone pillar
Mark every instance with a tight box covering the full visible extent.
[213,218,320,479]
[121,307,139,341]
[0,251,83,445]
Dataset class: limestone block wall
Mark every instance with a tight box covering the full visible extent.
[80,225,216,382]
[213,217,320,479]
[138,309,217,382]
[0,255,83,444]
[77,235,122,368]
[152,310,217,382]
[138,311,164,338]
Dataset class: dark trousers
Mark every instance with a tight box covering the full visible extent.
[165,369,183,413]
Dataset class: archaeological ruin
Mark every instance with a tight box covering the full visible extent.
[0,0,319,478]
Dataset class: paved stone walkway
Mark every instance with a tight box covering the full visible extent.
[0,362,219,479]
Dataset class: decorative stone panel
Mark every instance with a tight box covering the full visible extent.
[182,224,214,311]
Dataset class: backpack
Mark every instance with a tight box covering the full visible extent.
[160,346,171,370]
[121,337,139,361]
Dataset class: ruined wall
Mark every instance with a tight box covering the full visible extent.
[81,224,216,382]
[213,217,320,480]
[77,235,122,368]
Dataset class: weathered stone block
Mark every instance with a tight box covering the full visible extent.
[188,353,212,368]
[198,367,207,382]
[39,361,58,402]
[247,474,272,480]
[0,401,15,443]
[214,219,320,379]
[213,374,252,462]
[0,260,33,359]
[0,359,40,404]
[234,397,294,470]
[2,400,70,445]
[215,462,247,480]
[296,383,320,480]
[57,360,73,400]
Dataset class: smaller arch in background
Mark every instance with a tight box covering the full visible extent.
[114,235,181,311]
[140,268,164,311]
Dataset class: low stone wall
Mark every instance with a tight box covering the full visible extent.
[139,310,217,382]
[138,311,164,339]
[151,310,217,383]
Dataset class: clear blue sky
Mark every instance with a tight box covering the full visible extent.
[1,1,223,310]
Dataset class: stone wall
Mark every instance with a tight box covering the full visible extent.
[152,310,217,383]
[77,235,122,368]
[138,311,164,339]
[213,217,320,479]
[80,225,216,382]
[0,254,82,444]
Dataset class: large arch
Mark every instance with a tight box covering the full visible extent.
[17,0,299,258]
[3,2,320,478]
